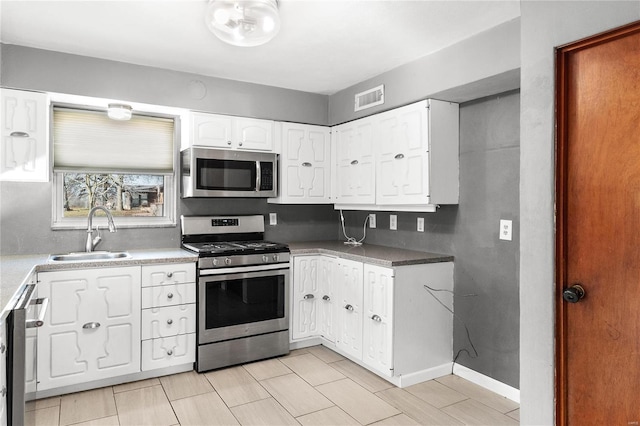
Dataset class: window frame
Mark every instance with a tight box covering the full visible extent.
[50,100,180,230]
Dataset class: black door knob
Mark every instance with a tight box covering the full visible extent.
[563,284,586,303]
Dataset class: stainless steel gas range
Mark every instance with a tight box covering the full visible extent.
[180,215,290,372]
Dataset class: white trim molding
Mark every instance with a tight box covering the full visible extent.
[453,363,520,403]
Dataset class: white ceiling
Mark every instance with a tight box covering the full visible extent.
[0,0,520,95]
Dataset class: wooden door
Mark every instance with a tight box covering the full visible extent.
[362,264,394,376]
[191,112,233,149]
[335,259,363,359]
[334,119,375,204]
[291,256,320,339]
[556,21,640,425]
[234,117,274,151]
[318,256,337,342]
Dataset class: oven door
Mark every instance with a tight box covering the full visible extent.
[198,266,289,345]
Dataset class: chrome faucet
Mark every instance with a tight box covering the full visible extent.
[86,206,117,252]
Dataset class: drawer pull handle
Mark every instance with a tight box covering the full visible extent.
[302,162,312,167]
[10,131,29,138]
[167,272,173,278]
[303,294,314,300]
[167,293,174,299]
[83,322,101,329]
[394,153,405,160]
[167,349,173,356]
[322,295,330,301]
[371,314,382,322]
[350,160,358,165]
[167,319,173,325]
[344,304,354,312]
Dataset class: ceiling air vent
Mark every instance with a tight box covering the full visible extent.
[354,84,384,112]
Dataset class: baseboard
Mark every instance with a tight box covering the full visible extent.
[395,363,453,388]
[453,363,520,403]
[289,337,322,350]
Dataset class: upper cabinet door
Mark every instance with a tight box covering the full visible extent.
[191,113,234,149]
[0,89,49,182]
[376,101,429,205]
[275,123,331,204]
[234,117,274,151]
[334,119,375,204]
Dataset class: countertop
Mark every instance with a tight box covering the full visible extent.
[0,248,197,318]
[287,241,453,267]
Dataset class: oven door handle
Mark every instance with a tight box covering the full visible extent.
[198,263,289,276]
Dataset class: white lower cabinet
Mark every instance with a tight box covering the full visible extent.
[140,263,196,371]
[36,267,141,391]
[292,254,454,386]
[291,255,337,342]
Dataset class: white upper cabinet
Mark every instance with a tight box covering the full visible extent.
[332,99,459,212]
[189,112,274,152]
[0,88,49,182]
[333,118,376,204]
[375,102,429,205]
[269,122,331,204]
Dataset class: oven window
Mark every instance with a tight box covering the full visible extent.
[197,159,256,191]
[205,275,285,329]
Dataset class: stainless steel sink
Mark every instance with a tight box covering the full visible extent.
[48,251,131,262]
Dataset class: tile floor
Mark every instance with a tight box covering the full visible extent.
[25,345,520,425]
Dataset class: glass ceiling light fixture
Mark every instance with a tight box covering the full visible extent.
[205,0,280,47]
[107,103,132,121]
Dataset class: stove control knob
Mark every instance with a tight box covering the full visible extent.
[212,258,219,267]
[225,257,232,266]
[262,255,269,263]
[273,254,279,262]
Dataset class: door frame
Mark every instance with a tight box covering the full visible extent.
[554,20,640,426]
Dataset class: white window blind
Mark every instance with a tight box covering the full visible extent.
[53,107,175,173]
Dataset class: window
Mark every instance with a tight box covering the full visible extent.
[52,106,177,229]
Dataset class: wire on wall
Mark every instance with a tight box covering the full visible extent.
[423,284,478,372]
[340,210,369,246]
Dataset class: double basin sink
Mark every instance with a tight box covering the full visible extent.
[48,251,131,262]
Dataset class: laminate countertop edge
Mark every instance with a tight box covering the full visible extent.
[287,241,454,268]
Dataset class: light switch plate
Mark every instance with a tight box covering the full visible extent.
[390,214,397,230]
[417,217,424,232]
[369,214,376,228]
[499,219,512,241]
[269,213,277,226]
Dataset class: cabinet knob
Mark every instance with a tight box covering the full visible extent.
[167,293,174,299]
[350,160,359,165]
[239,141,244,146]
[167,319,173,325]
[394,153,405,160]
[10,131,29,138]
[167,349,173,356]
[322,295,330,301]
[344,304,354,311]
[302,162,312,167]
[82,322,101,329]
[0,343,5,354]
[303,294,314,300]
[227,140,232,145]
[371,314,382,322]
[0,386,6,397]
[166,272,173,278]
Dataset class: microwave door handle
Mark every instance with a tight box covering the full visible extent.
[255,161,261,192]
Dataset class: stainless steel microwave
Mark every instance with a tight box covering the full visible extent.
[181,147,278,198]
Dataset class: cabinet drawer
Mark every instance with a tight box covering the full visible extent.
[142,283,195,308]
[141,304,196,340]
[141,263,195,287]
[141,333,196,371]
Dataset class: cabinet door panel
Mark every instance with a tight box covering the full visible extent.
[376,102,429,205]
[235,118,273,151]
[335,120,375,204]
[141,263,196,287]
[0,88,49,182]
[318,256,337,343]
[142,283,196,308]
[142,304,196,340]
[191,113,233,148]
[291,256,319,339]
[48,331,86,379]
[336,259,363,359]
[98,323,136,370]
[363,264,394,376]
[141,333,196,371]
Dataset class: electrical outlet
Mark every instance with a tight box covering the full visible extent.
[269,213,277,226]
[389,214,397,230]
[417,217,424,232]
[499,219,512,241]
[369,214,376,228]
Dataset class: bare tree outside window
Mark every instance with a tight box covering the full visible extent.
[62,173,165,217]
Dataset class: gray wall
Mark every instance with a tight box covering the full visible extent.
[342,90,520,388]
[519,2,640,424]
